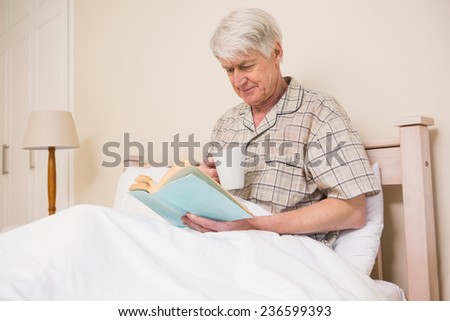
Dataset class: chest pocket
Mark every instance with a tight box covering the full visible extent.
[265,153,303,168]
[263,140,305,169]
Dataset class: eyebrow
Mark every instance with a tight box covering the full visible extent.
[238,59,256,67]
[221,58,257,70]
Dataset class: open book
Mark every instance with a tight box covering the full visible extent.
[128,163,253,227]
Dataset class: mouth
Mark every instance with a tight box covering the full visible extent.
[241,86,256,94]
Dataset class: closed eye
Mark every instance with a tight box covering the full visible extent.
[239,64,255,71]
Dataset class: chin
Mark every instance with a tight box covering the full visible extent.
[240,94,260,106]
[242,98,257,106]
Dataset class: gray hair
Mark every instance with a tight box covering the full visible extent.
[210,8,282,61]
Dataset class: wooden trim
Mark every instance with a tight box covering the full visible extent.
[366,147,402,185]
[366,119,439,300]
[393,115,434,127]
[397,123,439,300]
[370,245,383,280]
[124,155,145,169]
[364,138,400,150]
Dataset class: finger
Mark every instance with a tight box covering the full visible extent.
[186,213,228,232]
[199,164,220,183]
[210,170,220,184]
[181,215,215,233]
[205,156,216,167]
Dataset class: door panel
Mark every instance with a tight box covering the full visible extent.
[0,46,8,227]
[0,0,70,230]
[10,32,32,225]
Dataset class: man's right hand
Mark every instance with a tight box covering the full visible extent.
[199,156,220,183]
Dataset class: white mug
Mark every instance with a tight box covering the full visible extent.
[214,146,245,190]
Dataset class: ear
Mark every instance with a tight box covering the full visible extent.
[274,41,283,63]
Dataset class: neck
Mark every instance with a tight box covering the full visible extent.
[252,76,288,127]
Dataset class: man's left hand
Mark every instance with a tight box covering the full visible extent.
[181,213,256,233]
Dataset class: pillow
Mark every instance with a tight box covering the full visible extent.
[333,163,384,275]
[113,166,171,223]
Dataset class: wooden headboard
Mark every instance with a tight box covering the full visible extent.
[124,115,439,301]
[364,115,439,301]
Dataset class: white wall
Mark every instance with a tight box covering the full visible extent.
[74,0,450,299]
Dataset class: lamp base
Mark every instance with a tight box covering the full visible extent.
[48,146,56,215]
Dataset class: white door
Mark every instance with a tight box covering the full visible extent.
[0,2,8,228]
[0,0,71,230]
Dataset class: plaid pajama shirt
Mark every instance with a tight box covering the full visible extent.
[210,77,380,242]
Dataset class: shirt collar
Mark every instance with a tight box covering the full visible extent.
[242,77,304,132]
[275,77,304,115]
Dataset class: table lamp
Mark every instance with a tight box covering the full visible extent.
[23,111,79,215]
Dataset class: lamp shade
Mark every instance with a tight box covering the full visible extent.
[23,111,80,150]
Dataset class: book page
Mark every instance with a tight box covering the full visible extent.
[153,163,198,191]
[153,164,242,209]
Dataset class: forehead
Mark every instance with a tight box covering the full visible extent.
[219,51,262,67]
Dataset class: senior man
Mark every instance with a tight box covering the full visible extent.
[182,8,379,245]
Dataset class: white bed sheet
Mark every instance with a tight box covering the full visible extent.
[374,280,406,301]
[0,204,388,300]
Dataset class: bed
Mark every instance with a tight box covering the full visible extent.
[0,115,439,301]
[362,115,439,301]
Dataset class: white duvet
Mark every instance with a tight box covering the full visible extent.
[0,204,387,300]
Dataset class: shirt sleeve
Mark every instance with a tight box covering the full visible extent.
[304,115,380,199]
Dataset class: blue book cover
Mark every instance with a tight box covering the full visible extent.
[128,166,252,227]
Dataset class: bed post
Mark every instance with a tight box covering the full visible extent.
[394,116,439,300]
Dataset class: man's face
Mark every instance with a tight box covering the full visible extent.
[219,45,282,107]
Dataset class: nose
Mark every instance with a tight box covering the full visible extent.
[233,70,247,88]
